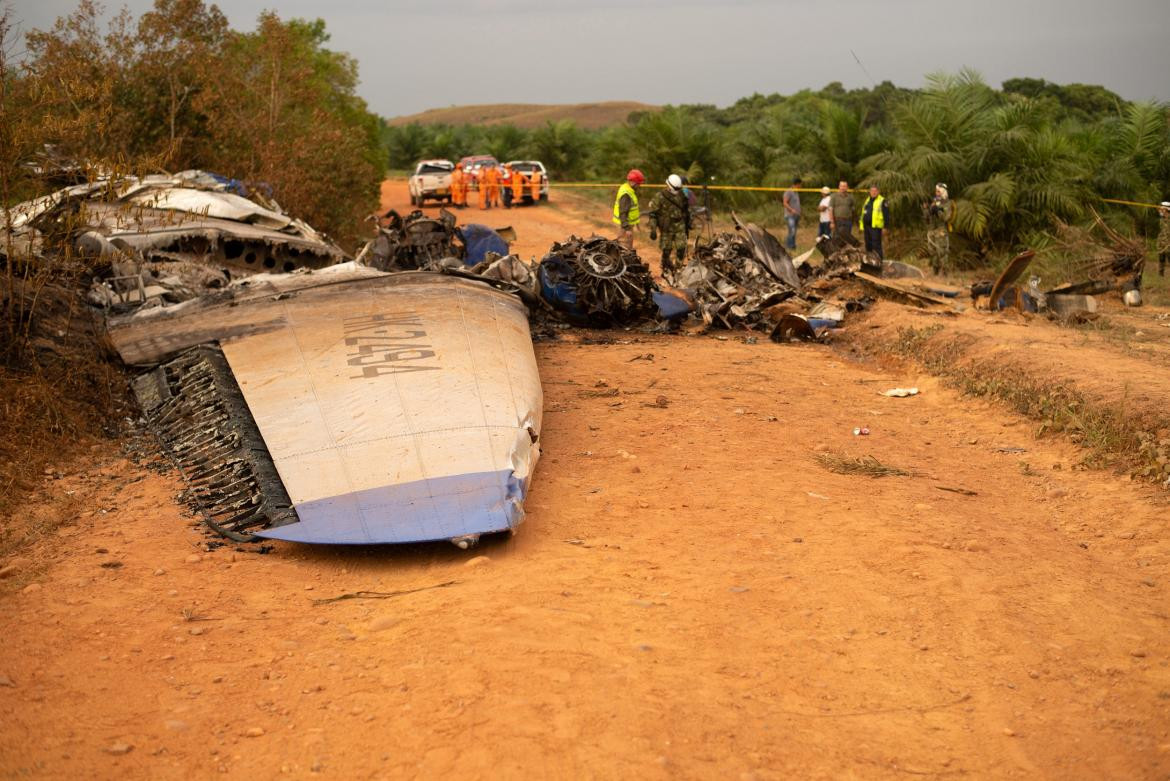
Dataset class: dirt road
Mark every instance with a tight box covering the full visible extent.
[2,182,1168,779]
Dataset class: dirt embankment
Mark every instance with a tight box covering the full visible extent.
[847,300,1170,486]
[1,182,1168,780]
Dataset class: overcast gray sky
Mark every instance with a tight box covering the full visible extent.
[10,0,1170,117]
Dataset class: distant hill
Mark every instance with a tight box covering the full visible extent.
[386,102,659,130]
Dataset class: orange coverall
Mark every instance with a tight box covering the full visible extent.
[451,166,466,207]
[484,165,501,208]
[529,171,541,201]
[511,169,527,204]
[478,167,491,209]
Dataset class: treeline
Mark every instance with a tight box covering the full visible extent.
[384,72,1170,253]
[4,0,384,246]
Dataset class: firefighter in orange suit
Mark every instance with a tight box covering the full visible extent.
[479,164,498,209]
[486,164,501,208]
[451,163,467,208]
[511,166,527,206]
[529,169,541,201]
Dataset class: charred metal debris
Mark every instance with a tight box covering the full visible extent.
[537,236,658,326]
[357,208,466,271]
[2,170,346,313]
[972,213,1147,318]
[132,346,296,541]
[667,216,883,340]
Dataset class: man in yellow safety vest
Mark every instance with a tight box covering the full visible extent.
[612,169,644,249]
[860,185,890,260]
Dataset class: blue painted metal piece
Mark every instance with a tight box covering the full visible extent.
[255,469,526,545]
[537,255,583,318]
[652,290,691,320]
[459,224,510,266]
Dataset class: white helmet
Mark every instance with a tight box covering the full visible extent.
[666,174,683,191]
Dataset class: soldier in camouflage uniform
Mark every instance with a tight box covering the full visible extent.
[926,183,953,275]
[647,174,691,280]
[1158,201,1170,277]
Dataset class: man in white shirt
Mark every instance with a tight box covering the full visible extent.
[817,186,832,237]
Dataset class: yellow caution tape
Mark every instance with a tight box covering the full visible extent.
[550,183,859,193]
[552,184,1166,207]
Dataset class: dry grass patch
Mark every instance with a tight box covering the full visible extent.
[814,452,913,478]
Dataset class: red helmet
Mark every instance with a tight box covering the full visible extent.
[627,169,645,185]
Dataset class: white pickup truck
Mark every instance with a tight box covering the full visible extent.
[408,159,454,207]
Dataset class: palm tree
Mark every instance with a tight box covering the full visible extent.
[525,120,592,180]
[862,70,1092,249]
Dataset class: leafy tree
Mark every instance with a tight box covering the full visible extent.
[383,122,431,169]
[482,124,528,162]
[15,1,384,244]
[621,108,722,184]
[125,0,229,162]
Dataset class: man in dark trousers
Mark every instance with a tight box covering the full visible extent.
[782,177,802,250]
[860,185,890,260]
[828,180,854,239]
[647,173,691,280]
[612,169,644,249]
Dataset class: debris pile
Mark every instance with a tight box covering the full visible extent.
[973,212,1147,317]
[537,236,657,326]
[3,170,346,312]
[814,232,881,276]
[671,215,878,339]
[358,208,466,271]
[1045,214,1145,305]
[675,232,796,329]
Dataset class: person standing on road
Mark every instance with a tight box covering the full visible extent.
[926,183,953,274]
[477,165,489,209]
[487,164,501,209]
[829,180,855,239]
[647,173,691,280]
[860,185,890,260]
[510,165,528,208]
[613,169,644,249]
[451,163,467,209]
[1157,201,1170,277]
[816,186,832,238]
[782,177,802,250]
[478,164,497,209]
[500,163,513,208]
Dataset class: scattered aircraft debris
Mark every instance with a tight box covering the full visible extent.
[2,170,347,312]
[537,235,657,326]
